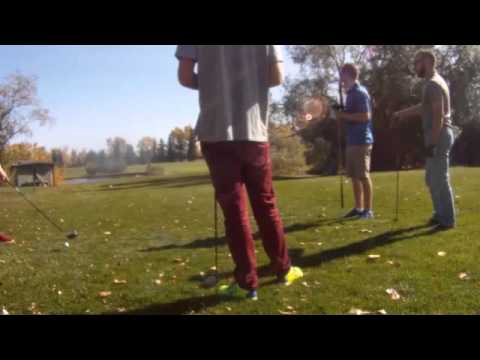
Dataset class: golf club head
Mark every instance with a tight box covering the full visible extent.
[201,274,219,289]
[66,230,79,240]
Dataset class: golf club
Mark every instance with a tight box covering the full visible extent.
[202,195,221,289]
[338,82,345,209]
[395,138,401,222]
[6,180,79,241]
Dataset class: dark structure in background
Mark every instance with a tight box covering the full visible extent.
[10,161,56,187]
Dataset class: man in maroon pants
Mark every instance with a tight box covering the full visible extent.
[0,164,14,244]
[176,45,303,300]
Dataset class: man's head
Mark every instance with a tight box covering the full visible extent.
[414,50,436,79]
[340,63,359,90]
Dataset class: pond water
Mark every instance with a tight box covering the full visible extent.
[64,175,145,185]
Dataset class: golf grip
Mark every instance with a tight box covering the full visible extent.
[7,180,65,233]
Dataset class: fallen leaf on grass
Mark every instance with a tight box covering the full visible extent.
[386,288,401,301]
[349,308,388,315]
[278,310,297,315]
[113,279,127,284]
[360,229,373,234]
[98,291,112,298]
[349,308,371,315]
[459,273,470,281]
[367,254,381,262]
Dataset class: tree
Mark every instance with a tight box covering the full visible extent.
[51,149,64,167]
[70,149,79,167]
[185,126,199,161]
[167,133,176,162]
[276,45,445,173]
[157,139,166,162]
[0,73,53,162]
[106,137,127,172]
[85,150,98,176]
[137,137,156,164]
[107,137,128,161]
[125,144,138,165]
[269,123,308,177]
[96,150,107,170]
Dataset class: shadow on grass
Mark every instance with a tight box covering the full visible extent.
[75,175,212,193]
[107,294,242,315]
[185,224,435,284]
[114,225,435,315]
[295,224,437,269]
[139,217,352,253]
[75,173,320,194]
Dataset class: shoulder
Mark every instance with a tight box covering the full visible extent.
[350,85,370,101]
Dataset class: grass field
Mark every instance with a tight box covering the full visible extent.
[1,161,479,315]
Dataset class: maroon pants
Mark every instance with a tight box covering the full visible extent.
[202,141,291,290]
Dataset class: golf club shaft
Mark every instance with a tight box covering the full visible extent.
[214,195,219,275]
[395,146,401,221]
[7,181,65,234]
[339,81,345,209]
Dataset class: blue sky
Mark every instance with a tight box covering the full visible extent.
[0,45,298,152]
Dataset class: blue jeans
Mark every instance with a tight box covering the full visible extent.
[425,128,456,227]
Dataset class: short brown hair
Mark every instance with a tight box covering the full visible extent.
[415,49,437,67]
[341,63,359,81]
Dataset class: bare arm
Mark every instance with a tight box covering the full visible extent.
[178,59,199,90]
[269,61,284,88]
[395,104,422,120]
[0,165,9,183]
[339,112,371,123]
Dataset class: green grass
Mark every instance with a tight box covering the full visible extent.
[1,161,479,315]
[64,161,208,180]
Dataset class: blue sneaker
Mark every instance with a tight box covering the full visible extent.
[359,210,375,220]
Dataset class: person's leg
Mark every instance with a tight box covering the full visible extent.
[361,175,373,211]
[241,142,291,278]
[345,147,363,217]
[361,145,373,212]
[425,157,439,221]
[202,142,258,291]
[352,178,364,210]
[430,129,456,227]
